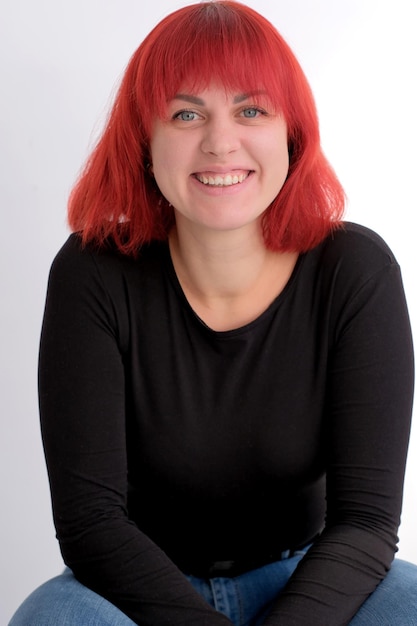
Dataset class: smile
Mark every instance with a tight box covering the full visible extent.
[194,171,251,187]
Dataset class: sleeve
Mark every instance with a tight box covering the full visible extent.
[263,260,414,625]
[39,236,232,626]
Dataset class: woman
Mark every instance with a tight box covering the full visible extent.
[10,2,416,625]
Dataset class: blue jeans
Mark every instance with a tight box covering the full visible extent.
[9,552,417,625]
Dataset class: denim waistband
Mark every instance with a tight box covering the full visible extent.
[180,538,316,578]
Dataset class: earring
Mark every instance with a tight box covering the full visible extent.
[145,161,154,175]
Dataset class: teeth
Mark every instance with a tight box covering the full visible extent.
[196,172,249,186]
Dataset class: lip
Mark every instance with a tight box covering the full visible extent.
[193,167,252,176]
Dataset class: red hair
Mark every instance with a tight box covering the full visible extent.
[68,1,345,255]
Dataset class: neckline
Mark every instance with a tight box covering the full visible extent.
[163,243,304,338]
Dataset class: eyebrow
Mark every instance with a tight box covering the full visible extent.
[173,91,267,106]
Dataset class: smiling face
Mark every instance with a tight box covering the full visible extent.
[150,85,289,238]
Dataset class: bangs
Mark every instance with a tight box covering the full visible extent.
[137,2,294,130]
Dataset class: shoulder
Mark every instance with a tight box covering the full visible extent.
[51,233,131,273]
[296,222,403,315]
[49,233,167,287]
[45,235,169,351]
[316,221,399,284]
[321,222,397,264]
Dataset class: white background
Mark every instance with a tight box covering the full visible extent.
[1,1,416,622]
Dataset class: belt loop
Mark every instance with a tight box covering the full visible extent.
[280,549,292,560]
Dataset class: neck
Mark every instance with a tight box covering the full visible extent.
[168,220,298,332]
[168,221,273,301]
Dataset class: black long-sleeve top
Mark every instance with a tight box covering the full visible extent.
[39,222,414,625]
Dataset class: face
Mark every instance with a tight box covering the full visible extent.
[150,85,289,237]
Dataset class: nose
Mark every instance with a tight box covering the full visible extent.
[200,118,241,157]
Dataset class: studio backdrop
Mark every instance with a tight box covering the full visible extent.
[1,1,415,623]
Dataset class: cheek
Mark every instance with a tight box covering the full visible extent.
[150,142,172,189]
[150,139,185,204]
[151,134,184,179]
[150,134,168,169]
[271,133,289,177]
[256,122,288,164]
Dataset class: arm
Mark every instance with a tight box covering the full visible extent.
[39,236,232,626]
[264,260,414,625]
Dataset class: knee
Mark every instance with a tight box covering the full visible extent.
[351,559,417,625]
[9,575,69,626]
[386,559,417,598]
[8,571,136,626]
